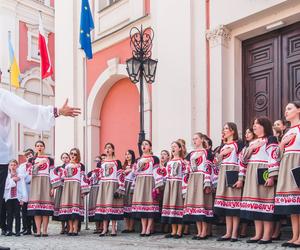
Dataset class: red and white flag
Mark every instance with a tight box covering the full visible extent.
[39,12,53,79]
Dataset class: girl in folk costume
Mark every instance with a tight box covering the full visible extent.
[183,132,214,240]
[237,117,280,244]
[58,148,90,236]
[122,150,136,233]
[158,149,170,235]
[87,156,102,233]
[53,152,70,234]
[213,123,244,242]
[161,141,186,239]
[160,150,170,168]
[275,102,300,247]
[239,128,256,239]
[27,140,56,237]
[4,160,28,236]
[94,143,125,237]
[176,139,190,236]
[131,140,164,236]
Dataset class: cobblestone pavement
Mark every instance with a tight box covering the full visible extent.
[0,222,294,250]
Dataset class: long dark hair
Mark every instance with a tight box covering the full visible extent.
[34,140,46,156]
[253,117,273,137]
[224,122,239,142]
[104,142,115,157]
[123,149,136,168]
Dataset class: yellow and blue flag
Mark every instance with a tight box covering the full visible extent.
[80,0,94,59]
[8,32,21,88]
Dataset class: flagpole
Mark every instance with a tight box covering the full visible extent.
[8,31,12,92]
[84,56,89,231]
[39,11,43,141]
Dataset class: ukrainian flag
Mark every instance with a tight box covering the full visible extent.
[8,32,21,88]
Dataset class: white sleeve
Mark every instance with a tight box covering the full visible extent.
[0,88,55,131]
[5,176,16,190]
[18,177,28,202]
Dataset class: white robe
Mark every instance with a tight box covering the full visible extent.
[0,88,55,164]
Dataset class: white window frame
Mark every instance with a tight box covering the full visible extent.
[27,31,40,62]
[98,0,120,12]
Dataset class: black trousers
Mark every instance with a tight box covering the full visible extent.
[22,202,36,232]
[0,199,7,231]
[0,165,8,231]
[6,199,21,233]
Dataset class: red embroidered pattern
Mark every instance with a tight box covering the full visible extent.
[131,205,160,213]
[214,199,241,209]
[275,195,300,206]
[162,208,184,217]
[59,207,84,216]
[10,186,17,198]
[183,207,214,217]
[240,201,274,213]
[95,207,124,215]
[28,203,54,210]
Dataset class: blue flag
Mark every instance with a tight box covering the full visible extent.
[80,0,94,59]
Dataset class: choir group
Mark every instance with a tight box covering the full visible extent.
[2,101,300,248]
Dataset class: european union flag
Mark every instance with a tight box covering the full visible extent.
[80,0,94,59]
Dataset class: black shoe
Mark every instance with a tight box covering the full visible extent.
[34,233,41,237]
[0,246,10,250]
[271,233,281,241]
[99,232,107,237]
[217,237,231,241]
[281,242,293,247]
[289,243,300,248]
[258,239,272,244]
[199,235,208,240]
[15,232,21,237]
[110,233,117,237]
[246,239,260,243]
[192,235,200,240]
[145,233,151,237]
[173,234,182,239]
[164,233,174,238]
[42,234,48,237]
[20,229,26,234]
[67,232,73,236]
[72,233,79,236]
[230,238,238,242]
[23,230,32,235]
[1,230,6,236]
[5,232,12,237]
[140,233,146,237]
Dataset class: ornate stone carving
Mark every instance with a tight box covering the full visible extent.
[206,25,231,47]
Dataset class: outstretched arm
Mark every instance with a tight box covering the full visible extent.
[0,88,81,131]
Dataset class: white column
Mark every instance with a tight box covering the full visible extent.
[55,0,81,162]
[206,25,231,145]
[151,0,193,153]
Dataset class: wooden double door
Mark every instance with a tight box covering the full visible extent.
[243,22,300,130]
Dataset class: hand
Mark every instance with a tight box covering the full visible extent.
[265,177,274,187]
[58,99,81,117]
[12,176,20,182]
[19,201,24,206]
[49,188,54,197]
[204,187,211,194]
[249,139,265,152]
[220,147,233,157]
[233,180,243,189]
[280,133,296,148]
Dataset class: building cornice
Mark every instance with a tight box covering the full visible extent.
[206,25,231,48]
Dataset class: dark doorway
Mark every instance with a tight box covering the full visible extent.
[243,22,300,130]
